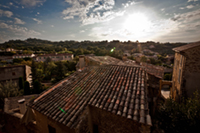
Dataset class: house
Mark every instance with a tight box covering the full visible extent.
[0,65,32,85]
[24,65,152,133]
[0,56,13,63]
[171,41,200,100]
[77,55,139,70]
[149,45,155,49]
[5,48,15,52]
[2,94,38,133]
[33,53,73,62]
[133,53,144,63]
[13,54,35,59]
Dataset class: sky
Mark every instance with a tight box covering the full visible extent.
[0,0,200,43]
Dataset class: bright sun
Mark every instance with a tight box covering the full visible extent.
[123,13,152,35]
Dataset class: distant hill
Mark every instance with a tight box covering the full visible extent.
[0,38,187,55]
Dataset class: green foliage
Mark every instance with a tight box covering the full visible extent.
[24,81,30,95]
[128,55,135,60]
[164,73,172,80]
[18,77,24,90]
[33,80,41,94]
[13,58,24,63]
[156,91,200,132]
[23,57,32,61]
[140,56,147,62]
[0,80,22,109]
[53,61,67,82]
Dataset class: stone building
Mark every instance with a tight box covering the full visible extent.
[0,65,32,84]
[24,65,152,133]
[33,53,73,62]
[171,42,200,100]
[2,94,38,133]
[77,55,139,70]
[13,54,35,59]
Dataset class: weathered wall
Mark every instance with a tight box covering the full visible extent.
[172,52,185,100]
[3,112,36,133]
[182,46,200,98]
[25,65,32,84]
[0,66,25,82]
[88,106,150,133]
[34,110,75,133]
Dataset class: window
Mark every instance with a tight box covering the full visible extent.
[180,55,182,66]
[176,60,179,70]
[48,125,56,133]
[178,69,181,83]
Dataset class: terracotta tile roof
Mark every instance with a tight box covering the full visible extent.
[173,41,200,52]
[29,65,151,128]
[85,55,139,67]
[140,62,164,79]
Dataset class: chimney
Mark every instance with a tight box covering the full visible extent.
[79,55,85,69]
[122,54,128,61]
[18,99,26,114]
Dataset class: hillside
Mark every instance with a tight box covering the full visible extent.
[0,38,187,55]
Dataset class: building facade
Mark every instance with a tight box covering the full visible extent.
[33,53,73,62]
[13,54,35,59]
[171,42,200,100]
[0,65,32,85]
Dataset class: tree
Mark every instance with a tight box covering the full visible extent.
[156,91,200,133]
[13,58,24,64]
[31,60,37,82]
[0,80,22,109]
[140,56,147,62]
[24,81,30,95]
[18,77,24,90]
[164,73,172,80]
[53,61,67,82]
[33,80,41,94]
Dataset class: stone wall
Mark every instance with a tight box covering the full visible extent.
[2,112,36,133]
[171,52,186,99]
[88,105,150,133]
[182,46,200,98]
[34,110,75,133]
[0,66,25,82]
[25,65,32,84]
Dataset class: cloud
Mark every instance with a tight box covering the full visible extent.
[0,4,10,9]
[188,0,198,2]
[62,0,124,25]
[80,30,85,33]
[171,9,200,22]
[0,22,41,37]
[122,1,136,8]
[14,18,26,25]
[0,9,13,18]
[186,5,195,9]
[51,25,54,27]
[32,18,42,24]
[179,7,185,9]
[20,0,46,7]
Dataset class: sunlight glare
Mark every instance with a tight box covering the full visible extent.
[123,13,152,35]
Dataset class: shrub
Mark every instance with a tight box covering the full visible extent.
[156,91,200,132]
